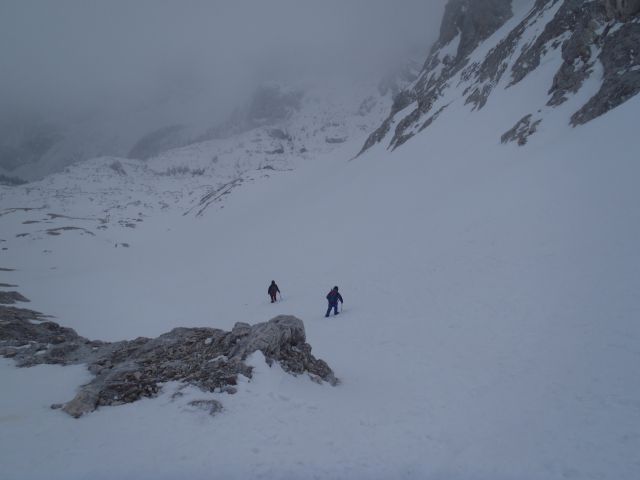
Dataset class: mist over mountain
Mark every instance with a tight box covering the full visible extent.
[1,1,640,479]
[0,0,445,180]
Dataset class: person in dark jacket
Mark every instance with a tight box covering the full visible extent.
[268,280,280,303]
[325,286,343,317]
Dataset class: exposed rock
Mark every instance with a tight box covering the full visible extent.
[0,303,338,418]
[0,291,30,305]
[325,137,347,144]
[603,0,640,19]
[360,0,513,154]
[184,178,244,217]
[509,0,606,111]
[358,90,416,154]
[547,9,601,107]
[463,2,555,110]
[572,21,640,124]
[501,114,543,145]
[438,0,513,63]
[361,0,640,154]
[187,399,223,416]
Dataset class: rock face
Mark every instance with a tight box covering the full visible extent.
[603,0,640,19]
[501,114,543,145]
[571,20,640,125]
[360,0,513,153]
[361,0,640,154]
[0,291,30,305]
[438,0,513,62]
[0,303,338,418]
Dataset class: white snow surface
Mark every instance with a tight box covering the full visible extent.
[1,42,640,480]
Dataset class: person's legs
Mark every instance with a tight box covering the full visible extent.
[333,303,339,315]
[325,304,332,317]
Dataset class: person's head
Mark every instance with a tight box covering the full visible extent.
[334,286,339,291]
[271,280,275,284]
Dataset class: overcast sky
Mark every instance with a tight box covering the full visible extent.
[0,0,445,119]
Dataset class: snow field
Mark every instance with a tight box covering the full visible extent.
[1,32,639,480]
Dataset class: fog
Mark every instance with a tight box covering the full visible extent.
[0,0,445,179]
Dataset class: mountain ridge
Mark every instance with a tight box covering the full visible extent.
[362,0,640,153]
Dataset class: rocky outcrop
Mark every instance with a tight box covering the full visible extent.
[360,0,640,154]
[603,0,640,19]
[0,302,338,418]
[571,21,640,124]
[360,0,513,153]
[501,114,543,145]
[0,291,30,304]
[438,0,514,63]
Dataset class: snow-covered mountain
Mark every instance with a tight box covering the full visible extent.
[0,78,400,242]
[362,0,640,153]
[1,1,639,479]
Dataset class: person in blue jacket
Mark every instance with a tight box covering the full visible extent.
[325,286,344,317]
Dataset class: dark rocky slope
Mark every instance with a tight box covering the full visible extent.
[361,0,640,153]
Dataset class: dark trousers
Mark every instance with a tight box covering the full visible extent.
[270,293,277,303]
[325,302,339,317]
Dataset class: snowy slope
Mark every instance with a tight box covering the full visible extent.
[1,2,640,479]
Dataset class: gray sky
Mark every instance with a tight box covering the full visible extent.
[0,0,445,119]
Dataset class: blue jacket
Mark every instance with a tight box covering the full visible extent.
[326,289,343,306]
